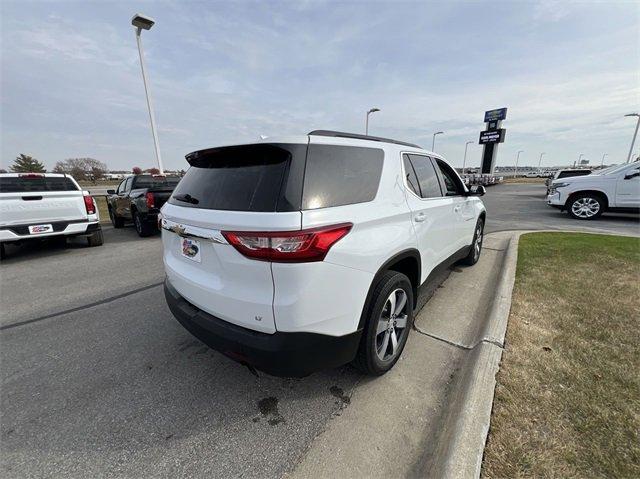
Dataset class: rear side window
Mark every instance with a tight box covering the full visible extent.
[170,143,306,212]
[0,176,78,193]
[302,145,383,209]
[403,155,420,196]
[404,154,442,198]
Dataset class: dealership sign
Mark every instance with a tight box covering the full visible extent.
[479,128,506,144]
[484,107,508,123]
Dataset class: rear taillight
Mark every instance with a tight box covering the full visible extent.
[222,223,353,263]
[146,192,155,209]
[83,195,96,215]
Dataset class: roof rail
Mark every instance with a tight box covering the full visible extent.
[308,130,421,149]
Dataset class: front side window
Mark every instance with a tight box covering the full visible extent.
[405,154,442,198]
[302,144,383,209]
[117,179,127,194]
[434,159,463,196]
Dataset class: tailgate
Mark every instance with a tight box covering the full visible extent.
[0,191,87,226]
[161,203,301,334]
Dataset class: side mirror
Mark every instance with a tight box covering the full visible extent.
[107,189,116,195]
[624,171,640,180]
[468,185,486,196]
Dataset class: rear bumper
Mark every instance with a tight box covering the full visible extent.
[164,279,362,377]
[0,220,101,243]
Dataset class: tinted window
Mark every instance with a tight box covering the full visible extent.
[0,176,78,193]
[434,159,463,196]
[403,155,420,196]
[133,176,181,189]
[302,145,383,209]
[558,170,590,179]
[405,154,442,198]
[170,143,305,212]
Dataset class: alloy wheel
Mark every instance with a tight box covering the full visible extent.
[474,223,483,261]
[375,288,410,361]
[571,197,600,218]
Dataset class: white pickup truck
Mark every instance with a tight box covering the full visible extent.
[0,173,103,258]
[547,162,640,219]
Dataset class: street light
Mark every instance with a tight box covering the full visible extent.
[515,150,524,177]
[462,141,473,174]
[432,131,444,152]
[365,108,380,135]
[538,152,546,169]
[131,13,164,174]
[624,113,640,163]
[601,153,608,167]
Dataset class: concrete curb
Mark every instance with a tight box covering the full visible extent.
[427,233,520,479]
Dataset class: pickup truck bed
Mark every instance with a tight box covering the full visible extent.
[107,174,181,237]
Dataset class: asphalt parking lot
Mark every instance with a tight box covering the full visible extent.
[1,182,638,477]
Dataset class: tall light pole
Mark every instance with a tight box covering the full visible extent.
[132,13,164,174]
[601,153,608,167]
[365,108,380,135]
[515,150,524,177]
[432,131,444,152]
[538,152,546,169]
[462,141,473,174]
[624,113,640,163]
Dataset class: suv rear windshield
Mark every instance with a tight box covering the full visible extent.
[133,176,181,189]
[0,176,78,193]
[170,142,384,212]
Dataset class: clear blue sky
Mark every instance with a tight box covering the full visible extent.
[1,0,638,171]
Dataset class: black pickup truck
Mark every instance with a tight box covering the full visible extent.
[107,174,181,237]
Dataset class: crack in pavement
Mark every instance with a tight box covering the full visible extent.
[1,282,164,331]
[412,326,504,351]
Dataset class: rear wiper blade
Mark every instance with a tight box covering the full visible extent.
[173,193,199,205]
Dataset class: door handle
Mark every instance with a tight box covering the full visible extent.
[414,212,426,222]
[454,205,462,213]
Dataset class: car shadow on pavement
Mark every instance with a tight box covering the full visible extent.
[0,227,159,263]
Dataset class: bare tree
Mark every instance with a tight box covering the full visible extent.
[53,158,108,183]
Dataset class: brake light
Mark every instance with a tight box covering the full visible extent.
[18,173,44,178]
[146,192,155,208]
[83,195,96,215]
[222,223,352,263]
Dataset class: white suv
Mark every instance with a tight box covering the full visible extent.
[547,162,640,219]
[161,131,486,377]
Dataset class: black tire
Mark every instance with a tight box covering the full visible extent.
[133,211,155,237]
[87,230,104,247]
[109,207,124,228]
[461,217,484,266]
[353,271,414,376]
[567,193,604,220]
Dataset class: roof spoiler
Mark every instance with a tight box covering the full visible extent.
[308,130,421,149]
